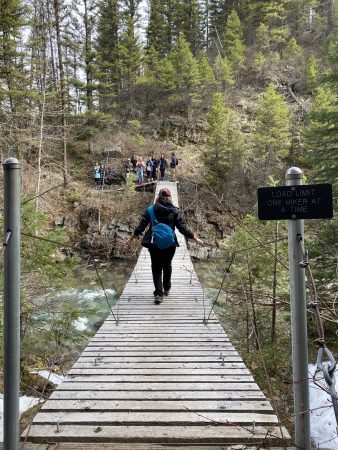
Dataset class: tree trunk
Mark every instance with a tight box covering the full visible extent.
[246,256,259,350]
[271,221,279,342]
[36,79,47,210]
[53,0,68,187]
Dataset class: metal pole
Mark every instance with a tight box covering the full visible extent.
[286,167,311,450]
[3,157,21,450]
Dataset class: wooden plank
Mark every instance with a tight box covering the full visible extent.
[41,399,273,412]
[54,382,261,390]
[49,390,266,401]
[33,411,278,425]
[79,355,243,361]
[73,362,246,368]
[11,445,299,450]
[70,367,249,374]
[64,375,255,382]
[22,424,289,443]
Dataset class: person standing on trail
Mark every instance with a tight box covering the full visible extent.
[146,157,153,182]
[93,163,101,188]
[125,158,133,180]
[151,156,158,180]
[136,157,145,184]
[125,188,203,304]
[159,155,168,181]
[169,152,178,182]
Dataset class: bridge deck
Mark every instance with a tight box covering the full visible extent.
[22,182,290,447]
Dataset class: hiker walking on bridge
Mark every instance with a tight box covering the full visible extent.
[125,188,203,304]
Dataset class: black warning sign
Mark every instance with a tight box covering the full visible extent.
[257,184,333,220]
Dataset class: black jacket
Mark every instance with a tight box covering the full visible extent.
[134,200,194,248]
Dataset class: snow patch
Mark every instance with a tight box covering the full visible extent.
[309,364,338,449]
[0,394,40,443]
[31,370,65,385]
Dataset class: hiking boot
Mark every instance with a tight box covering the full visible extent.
[154,295,163,304]
[163,289,170,296]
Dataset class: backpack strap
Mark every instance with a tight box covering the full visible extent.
[147,206,158,225]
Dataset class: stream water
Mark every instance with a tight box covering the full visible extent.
[27,258,136,351]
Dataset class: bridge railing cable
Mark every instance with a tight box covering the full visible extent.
[297,240,338,437]
[21,179,76,206]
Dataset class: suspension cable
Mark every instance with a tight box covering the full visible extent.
[21,179,76,205]
[205,252,235,324]
[296,239,338,433]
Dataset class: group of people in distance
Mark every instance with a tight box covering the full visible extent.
[93,163,119,189]
[127,153,179,185]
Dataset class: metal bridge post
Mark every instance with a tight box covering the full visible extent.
[3,157,21,450]
[286,167,311,450]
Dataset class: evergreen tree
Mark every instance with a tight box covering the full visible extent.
[175,0,203,55]
[146,0,171,55]
[303,85,338,189]
[214,55,235,89]
[96,0,120,115]
[198,54,216,92]
[223,10,245,75]
[256,1,290,59]
[208,0,227,43]
[205,92,245,186]
[0,0,27,115]
[306,55,319,93]
[169,32,201,121]
[283,37,302,59]
[253,83,290,183]
[118,16,142,116]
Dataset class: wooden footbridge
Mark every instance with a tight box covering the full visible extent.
[22,182,290,449]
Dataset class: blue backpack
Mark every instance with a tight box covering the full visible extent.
[147,206,176,249]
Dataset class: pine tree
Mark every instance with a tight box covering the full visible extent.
[208,0,227,44]
[169,32,201,121]
[147,0,171,55]
[205,92,245,186]
[0,0,27,115]
[198,54,216,92]
[253,83,290,183]
[306,55,319,93]
[118,15,142,116]
[223,10,245,75]
[256,1,290,59]
[96,0,120,115]
[175,0,203,55]
[301,39,338,190]
[283,37,303,60]
[214,55,235,89]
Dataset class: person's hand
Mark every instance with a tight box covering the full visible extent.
[193,236,203,245]
[124,234,136,245]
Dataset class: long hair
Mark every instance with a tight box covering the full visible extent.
[156,188,173,205]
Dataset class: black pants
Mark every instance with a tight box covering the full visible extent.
[149,246,176,296]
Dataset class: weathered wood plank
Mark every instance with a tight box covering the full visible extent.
[33,411,278,425]
[11,445,299,450]
[55,382,261,390]
[70,367,249,374]
[22,424,289,443]
[63,375,255,382]
[41,399,273,412]
[49,390,266,401]
[73,361,246,368]
[79,355,243,361]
